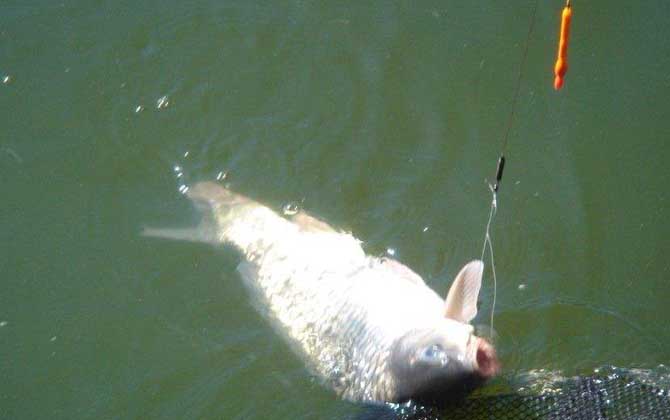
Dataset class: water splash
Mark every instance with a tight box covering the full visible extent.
[172,161,191,194]
[156,95,170,109]
[282,202,300,216]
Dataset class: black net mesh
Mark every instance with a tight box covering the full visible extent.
[356,366,670,420]
[440,374,670,420]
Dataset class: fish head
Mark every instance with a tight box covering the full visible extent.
[389,260,500,406]
[389,323,499,405]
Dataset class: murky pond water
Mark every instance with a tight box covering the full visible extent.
[2,1,669,418]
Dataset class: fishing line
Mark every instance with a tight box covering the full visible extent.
[482,0,540,335]
[480,187,498,335]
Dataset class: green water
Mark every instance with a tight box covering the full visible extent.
[2,1,669,418]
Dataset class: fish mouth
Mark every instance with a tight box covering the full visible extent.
[474,337,500,378]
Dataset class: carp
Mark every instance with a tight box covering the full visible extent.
[144,182,499,406]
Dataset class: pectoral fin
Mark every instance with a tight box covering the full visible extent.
[443,260,484,323]
[380,258,425,286]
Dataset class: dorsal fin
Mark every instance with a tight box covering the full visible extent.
[443,260,483,323]
[380,258,425,286]
[289,211,337,233]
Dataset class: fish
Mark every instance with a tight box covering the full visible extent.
[143,181,500,406]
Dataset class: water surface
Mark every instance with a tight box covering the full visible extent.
[2,1,669,418]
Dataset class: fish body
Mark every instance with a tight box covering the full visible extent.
[144,182,499,405]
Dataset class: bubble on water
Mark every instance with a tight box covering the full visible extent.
[135,105,143,113]
[178,185,189,194]
[2,75,10,84]
[183,151,189,158]
[518,284,527,290]
[176,172,183,178]
[422,226,429,232]
[50,336,57,342]
[156,95,169,109]
[216,171,227,181]
[386,248,396,256]
[282,202,300,216]
[0,321,7,327]
[173,165,182,172]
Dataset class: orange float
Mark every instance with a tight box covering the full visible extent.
[554,1,572,90]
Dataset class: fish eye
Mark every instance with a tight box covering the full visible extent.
[416,344,449,367]
[423,344,442,358]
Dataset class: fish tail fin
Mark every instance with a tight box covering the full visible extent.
[141,226,218,244]
[143,182,287,257]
